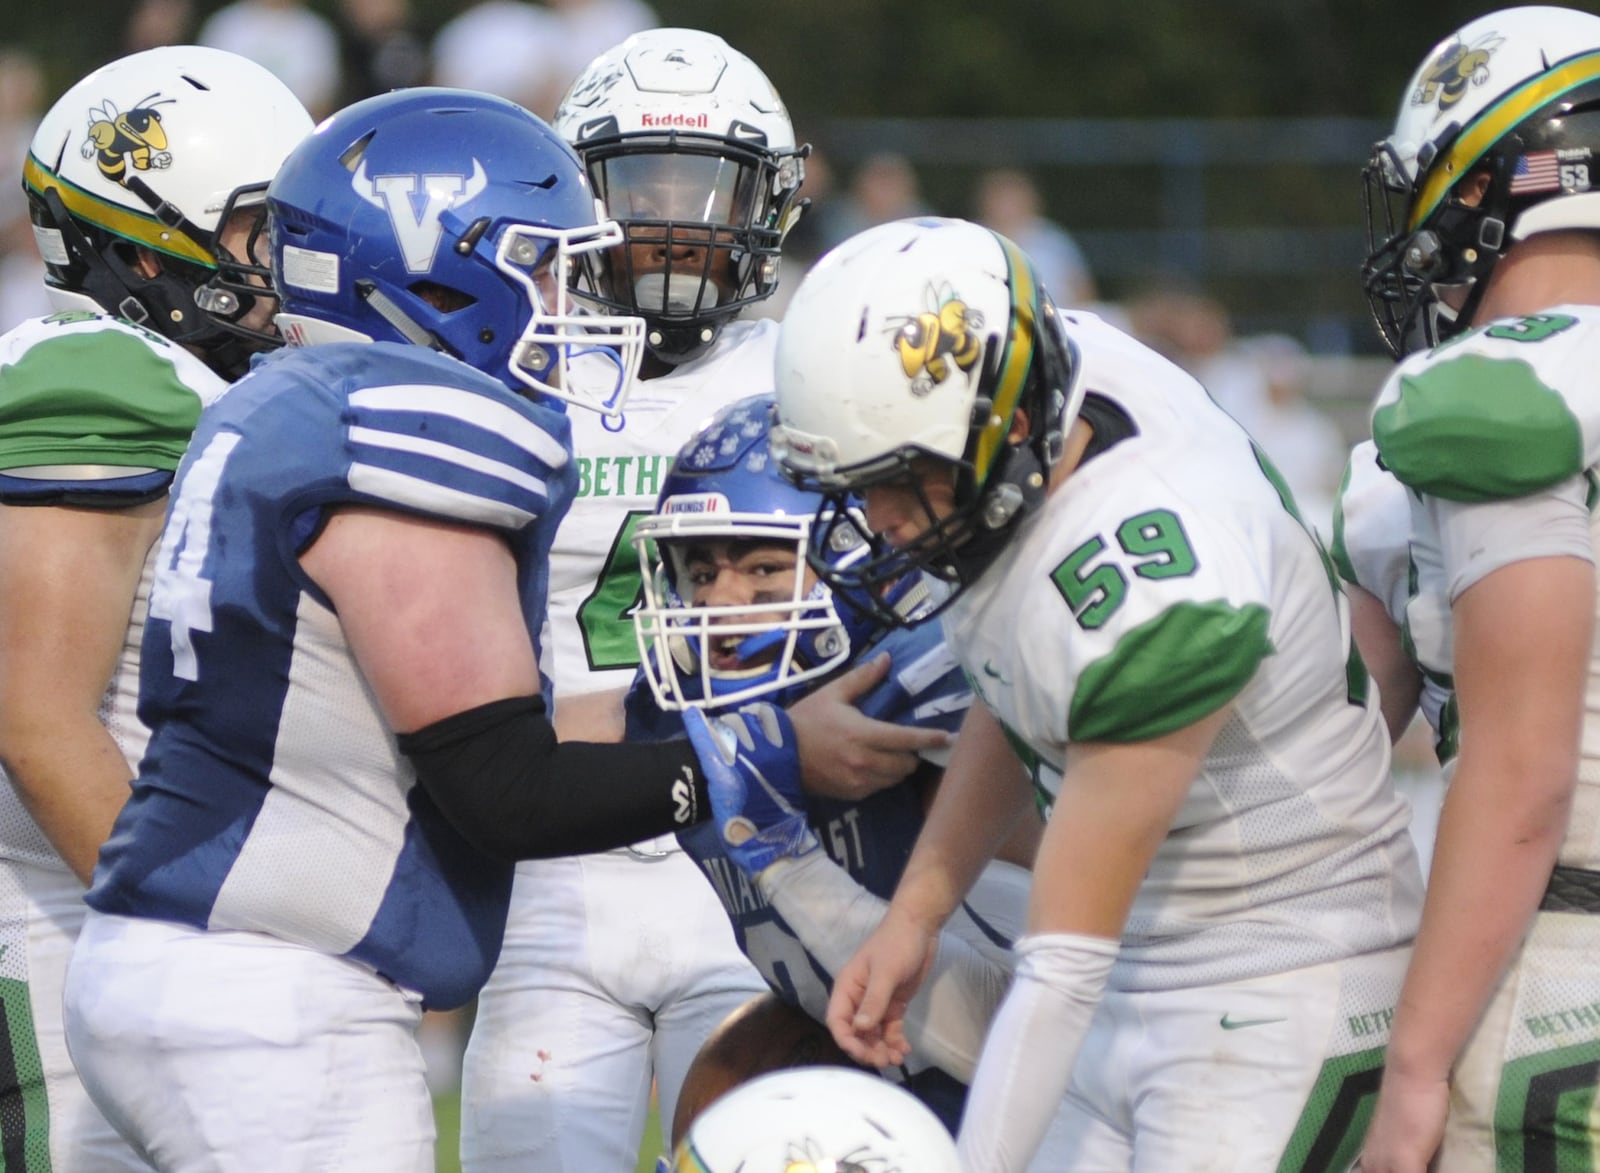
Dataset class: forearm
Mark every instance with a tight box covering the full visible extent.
[956,932,1119,1173]
[399,695,707,861]
[551,686,627,742]
[1348,583,1422,745]
[1385,756,1568,1080]
[893,707,1034,931]
[761,850,1014,1081]
[0,718,132,884]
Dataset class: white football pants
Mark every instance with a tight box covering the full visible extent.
[63,910,433,1172]
[459,846,766,1171]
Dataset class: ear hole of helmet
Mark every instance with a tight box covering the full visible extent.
[408,281,477,313]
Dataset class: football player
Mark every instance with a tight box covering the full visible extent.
[460,29,815,1172]
[0,45,311,1169]
[754,216,1426,1171]
[57,89,935,1171]
[628,395,1099,1172]
[1354,8,1600,1169]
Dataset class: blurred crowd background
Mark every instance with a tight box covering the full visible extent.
[2,0,1528,544]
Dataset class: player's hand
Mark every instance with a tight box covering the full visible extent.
[682,703,818,877]
[788,654,953,801]
[1355,1068,1448,1173]
[825,901,938,1068]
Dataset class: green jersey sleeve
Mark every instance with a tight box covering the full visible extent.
[1008,496,1279,747]
[0,314,225,503]
[1371,315,1599,503]
[1066,599,1273,743]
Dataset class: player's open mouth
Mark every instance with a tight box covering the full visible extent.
[708,633,781,674]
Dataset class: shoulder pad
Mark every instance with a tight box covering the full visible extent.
[1068,600,1272,743]
[0,319,219,481]
[344,379,573,530]
[1373,353,1582,502]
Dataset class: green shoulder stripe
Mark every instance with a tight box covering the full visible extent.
[1372,355,1582,503]
[1329,458,1358,587]
[0,329,206,472]
[1068,600,1273,743]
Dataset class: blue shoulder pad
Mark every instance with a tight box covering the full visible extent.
[344,379,572,531]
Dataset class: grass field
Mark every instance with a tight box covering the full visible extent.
[431,1092,666,1173]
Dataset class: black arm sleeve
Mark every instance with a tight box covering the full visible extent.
[396,695,710,863]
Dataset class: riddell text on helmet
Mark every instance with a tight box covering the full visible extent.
[640,112,710,128]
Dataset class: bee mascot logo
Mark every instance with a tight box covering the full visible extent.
[81,93,176,185]
[890,283,985,398]
[1411,31,1504,112]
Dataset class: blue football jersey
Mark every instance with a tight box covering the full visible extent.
[86,341,577,1009]
[632,621,977,1126]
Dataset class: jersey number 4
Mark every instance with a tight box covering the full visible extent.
[575,510,650,671]
[148,432,240,680]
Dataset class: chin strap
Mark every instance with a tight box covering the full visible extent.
[356,280,449,351]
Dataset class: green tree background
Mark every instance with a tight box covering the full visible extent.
[9,0,1600,348]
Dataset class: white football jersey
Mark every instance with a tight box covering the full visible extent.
[545,318,780,697]
[0,313,227,868]
[1333,440,1454,761]
[945,312,1423,992]
[1371,306,1600,873]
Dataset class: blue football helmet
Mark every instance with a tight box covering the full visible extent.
[632,393,927,711]
[267,87,644,412]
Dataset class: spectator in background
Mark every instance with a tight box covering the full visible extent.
[335,0,428,106]
[1232,333,1345,536]
[1126,279,1257,418]
[198,0,342,118]
[124,0,194,52]
[814,152,930,252]
[0,47,47,332]
[433,0,655,121]
[1126,283,1343,537]
[973,167,1095,306]
[432,1,561,115]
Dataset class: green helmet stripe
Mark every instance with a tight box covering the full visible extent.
[1411,49,1600,231]
[974,233,1038,483]
[23,153,215,267]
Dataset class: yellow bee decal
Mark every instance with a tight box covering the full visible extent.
[81,94,175,185]
[889,284,985,398]
[1411,32,1503,111]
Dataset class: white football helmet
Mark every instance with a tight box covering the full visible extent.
[1362,5,1600,355]
[553,28,807,365]
[771,217,1081,627]
[670,1067,961,1173]
[24,45,313,376]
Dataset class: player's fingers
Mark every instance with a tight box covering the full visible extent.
[880,1002,912,1066]
[816,652,892,702]
[826,966,863,1035]
[850,960,902,1038]
[849,710,955,754]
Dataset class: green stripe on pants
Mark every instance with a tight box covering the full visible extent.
[0,975,51,1171]
[1277,1044,1385,1173]
[1495,1037,1600,1172]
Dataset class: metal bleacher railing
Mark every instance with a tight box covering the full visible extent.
[820,115,1397,436]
